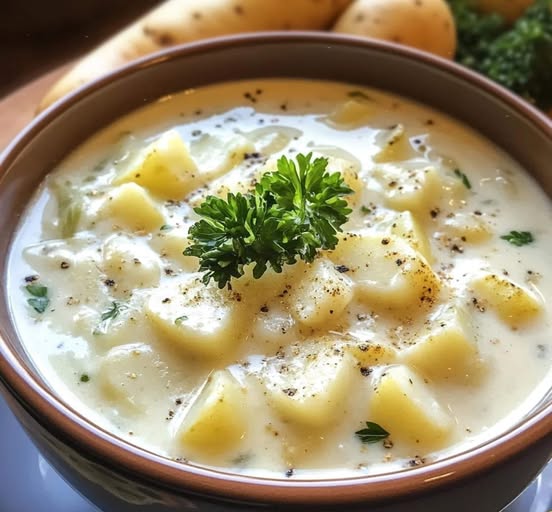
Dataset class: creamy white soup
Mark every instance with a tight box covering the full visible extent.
[8,79,552,479]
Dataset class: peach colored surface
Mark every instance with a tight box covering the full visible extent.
[0,65,68,150]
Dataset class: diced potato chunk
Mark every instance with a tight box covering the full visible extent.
[149,228,198,272]
[323,100,373,129]
[190,133,254,180]
[100,183,164,232]
[402,304,479,380]
[328,233,440,311]
[288,258,354,328]
[373,124,415,163]
[345,340,398,367]
[373,164,441,213]
[187,154,261,207]
[91,304,140,351]
[244,126,302,155]
[250,308,299,350]
[326,157,363,205]
[369,365,452,448]
[262,342,355,428]
[177,370,247,454]
[443,212,492,243]
[230,263,299,310]
[102,235,161,294]
[146,274,244,359]
[23,240,104,309]
[114,130,199,200]
[99,343,167,412]
[388,211,433,262]
[472,274,542,327]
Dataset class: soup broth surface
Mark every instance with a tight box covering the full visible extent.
[8,79,552,479]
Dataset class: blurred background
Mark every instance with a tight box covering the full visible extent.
[0,0,160,97]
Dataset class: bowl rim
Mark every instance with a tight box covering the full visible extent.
[0,32,551,506]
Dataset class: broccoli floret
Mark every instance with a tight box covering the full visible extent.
[448,0,552,109]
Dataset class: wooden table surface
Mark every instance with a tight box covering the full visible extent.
[0,0,161,151]
[0,65,69,151]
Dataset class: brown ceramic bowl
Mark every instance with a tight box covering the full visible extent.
[0,33,551,512]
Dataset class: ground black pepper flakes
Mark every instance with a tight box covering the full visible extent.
[408,456,426,467]
[335,264,350,273]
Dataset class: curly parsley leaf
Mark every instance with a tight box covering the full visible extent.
[25,283,49,313]
[355,421,390,444]
[500,230,534,246]
[184,153,353,288]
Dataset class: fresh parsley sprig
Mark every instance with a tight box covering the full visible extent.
[184,153,353,288]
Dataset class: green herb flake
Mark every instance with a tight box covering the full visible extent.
[92,158,108,173]
[27,297,50,314]
[160,224,173,232]
[93,301,127,335]
[347,90,372,101]
[174,315,189,325]
[231,452,253,466]
[360,205,372,214]
[454,169,472,189]
[25,283,50,313]
[355,421,390,444]
[25,284,48,297]
[500,230,534,247]
[185,152,353,288]
[80,373,90,383]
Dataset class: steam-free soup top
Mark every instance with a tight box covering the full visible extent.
[9,79,552,478]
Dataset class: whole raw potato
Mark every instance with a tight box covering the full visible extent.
[38,0,352,112]
[475,0,534,23]
[332,0,457,59]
